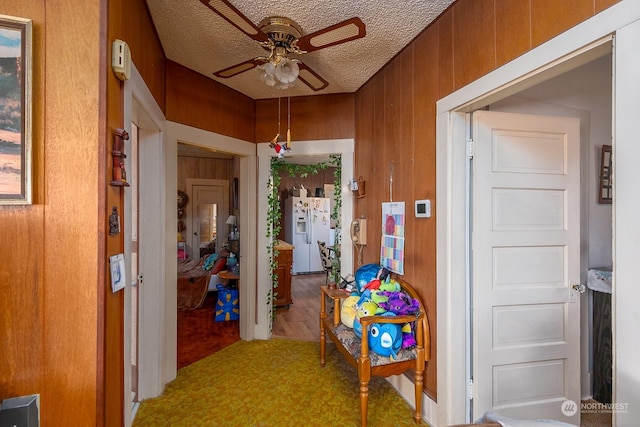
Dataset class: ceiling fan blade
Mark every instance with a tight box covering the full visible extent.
[199,0,268,43]
[214,58,263,78]
[297,62,329,91]
[295,17,366,52]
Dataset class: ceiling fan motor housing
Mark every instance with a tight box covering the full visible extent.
[259,16,303,52]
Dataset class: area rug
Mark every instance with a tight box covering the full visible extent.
[134,339,419,426]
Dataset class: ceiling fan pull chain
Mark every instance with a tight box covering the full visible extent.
[287,97,291,149]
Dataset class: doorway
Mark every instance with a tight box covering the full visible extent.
[186,179,229,260]
[436,34,617,425]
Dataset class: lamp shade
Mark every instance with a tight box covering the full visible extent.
[225,215,237,226]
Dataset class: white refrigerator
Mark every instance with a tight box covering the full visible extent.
[284,196,332,274]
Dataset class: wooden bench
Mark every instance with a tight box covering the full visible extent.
[319,278,431,427]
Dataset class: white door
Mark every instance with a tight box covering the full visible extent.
[472,111,581,424]
[190,183,229,258]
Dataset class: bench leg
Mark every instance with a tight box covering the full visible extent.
[414,370,424,424]
[359,380,369,427]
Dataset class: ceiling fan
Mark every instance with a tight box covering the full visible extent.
[199,0,366,91]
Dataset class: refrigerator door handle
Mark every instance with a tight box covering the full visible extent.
[307,208,312,244]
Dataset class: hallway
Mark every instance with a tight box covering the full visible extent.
[272,273,323,341]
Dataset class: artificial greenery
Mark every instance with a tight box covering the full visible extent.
[266,155,342,322]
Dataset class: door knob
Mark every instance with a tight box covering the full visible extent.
[572,283,586,293]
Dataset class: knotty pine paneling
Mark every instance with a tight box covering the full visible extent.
[255,94,355,143]
[531,0,594,48]
[495,0,532,67]
[453,0,496,90]
[166,60,255,142]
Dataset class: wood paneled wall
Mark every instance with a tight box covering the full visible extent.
[166,61,255,142]
[255,94,354,143]
[105,0,167,424]
[177,156,235,193]
[0,0,46,409]
[354,0,620,399]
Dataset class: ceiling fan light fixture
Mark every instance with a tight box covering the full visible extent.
[275,58,299,83]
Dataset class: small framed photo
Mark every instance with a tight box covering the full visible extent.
[598,145,612,204]
[0,15,32,205]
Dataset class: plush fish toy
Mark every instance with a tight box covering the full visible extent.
[369,316,402,360]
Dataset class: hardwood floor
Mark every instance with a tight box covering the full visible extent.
[272,273,324,341]
[176,272,323,369]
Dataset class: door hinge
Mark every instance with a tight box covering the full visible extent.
[467,139,474,159]
[468,378,474,399]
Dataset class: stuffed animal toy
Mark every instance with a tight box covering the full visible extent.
[353,300,383,338]
[368,315,402,360]
[340,295,360,328]
[355,263,381,293]
[400,323,417,349]
[377,291,421,349]
[377,291,420,316]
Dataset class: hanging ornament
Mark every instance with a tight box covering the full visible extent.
[269,97,289,158]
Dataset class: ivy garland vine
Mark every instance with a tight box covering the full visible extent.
[266,154,342,322]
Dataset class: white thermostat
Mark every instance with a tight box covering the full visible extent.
[415,199,431,218]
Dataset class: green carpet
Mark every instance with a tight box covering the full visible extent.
[133,338,421,426]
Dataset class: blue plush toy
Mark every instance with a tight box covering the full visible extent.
[368,314,402,360]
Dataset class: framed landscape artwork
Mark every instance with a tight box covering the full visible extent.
[0,15,32,205]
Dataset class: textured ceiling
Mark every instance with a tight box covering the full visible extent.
[146,0,455,100]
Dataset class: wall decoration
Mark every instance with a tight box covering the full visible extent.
[598,144,612,204]
[0,16,32,205]
[380,201,405,275]
[110,128,130,187]
[109,206,120,236]
[109,253,126,293]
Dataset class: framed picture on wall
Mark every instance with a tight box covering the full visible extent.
[598,145,612,204]
[0,15,32,205]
